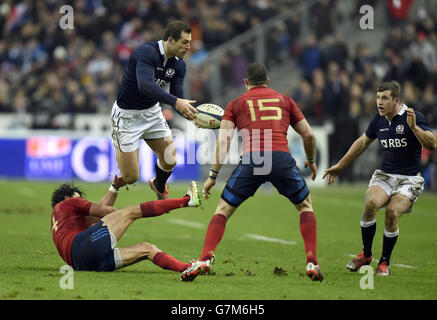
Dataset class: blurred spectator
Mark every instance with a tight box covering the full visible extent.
[386,0,414,28]
[310,0,338,40]
[299,35,322,82]
[409,31,437,72]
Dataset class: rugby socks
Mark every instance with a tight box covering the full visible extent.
[200,214,227,261]
[379,229,399,265]
[140,196,190,217]
[299,211,318,265]
[360,219,376,258]
[152,252,191,272]
[154,160,172,193]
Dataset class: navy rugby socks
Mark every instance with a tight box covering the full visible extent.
[154,161,172,193]
[361,220,376,258]
[379,229,399,265]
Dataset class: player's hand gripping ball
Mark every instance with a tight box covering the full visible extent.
[194,103,224,129]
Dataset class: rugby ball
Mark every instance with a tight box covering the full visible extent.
[195,103,224,129]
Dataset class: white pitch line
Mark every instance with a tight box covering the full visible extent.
[167,218,205,229]
[244,233,297,245]
[347,254,416,269]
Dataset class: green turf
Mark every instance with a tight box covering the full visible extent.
[0,179,436,300]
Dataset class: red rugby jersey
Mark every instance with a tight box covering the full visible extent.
[222,86,305,154]
[51,197,92,266]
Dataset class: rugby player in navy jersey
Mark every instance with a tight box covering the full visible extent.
[111,21,198,200]
[180,63,324,282]
[323,81,436,276]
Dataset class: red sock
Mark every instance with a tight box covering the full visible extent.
[200,214,227,261]
[140,196,189,218]
[152,252,191,272]
[299,211,318,265]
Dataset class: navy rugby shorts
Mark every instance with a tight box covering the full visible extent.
[221,151,309,207]
[72,221,116,271]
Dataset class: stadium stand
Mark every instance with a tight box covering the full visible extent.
[0,0,436,189]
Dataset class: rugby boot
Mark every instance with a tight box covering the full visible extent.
[346,251,372,272]
[149,177,169,200]
[186,181,201,207]
[180,260,211,282]
[306,262,324,282]
[375,260,391,276]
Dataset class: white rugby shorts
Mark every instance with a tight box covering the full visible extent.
[369,169,424,204]
[110,101,172,153]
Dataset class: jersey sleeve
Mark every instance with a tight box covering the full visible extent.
[170,61,186,99]
[222,100,236,123]
[287,97,305,126]
[365,113,379,139]
[65,198,92,216]
[415,111,432,132]
[135,45,178,106]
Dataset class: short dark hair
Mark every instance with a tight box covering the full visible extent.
[163,21,191,41]
[244,63,268,86]
[377,81,401,100]
[51,183,85,208]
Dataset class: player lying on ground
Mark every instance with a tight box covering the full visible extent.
[180,63,324,282]
[50,176,201,272]
[323,81,436,276]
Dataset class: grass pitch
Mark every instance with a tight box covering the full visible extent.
[0,179,436,300]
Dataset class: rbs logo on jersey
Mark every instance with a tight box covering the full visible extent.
[380,138,407,149]
[155,78,166,88]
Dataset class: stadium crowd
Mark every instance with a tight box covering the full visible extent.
[290,0,437,186]
[1,0,436,126]
[0,0,436,187]
[0,0,293,128]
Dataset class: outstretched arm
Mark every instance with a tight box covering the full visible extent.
[203,120,236,199]
[293,119,317,180]
[323,133,374,184]
[87,175,127,224]
[97,175,126,207]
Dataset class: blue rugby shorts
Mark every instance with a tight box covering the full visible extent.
[72,220,119,271]
[221,151,309,207]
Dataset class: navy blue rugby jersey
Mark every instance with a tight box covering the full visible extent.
[365,105,431,175]
[116,40,185,110]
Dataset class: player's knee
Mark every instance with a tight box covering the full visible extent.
[140,242,160,257]
[215,201,234,220]
[364,198,379,212]
[123,173,139,185]
[295,194,313,213]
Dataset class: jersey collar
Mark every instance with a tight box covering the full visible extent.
[158,40,178,66]
[398,103,408,115]
[385,103,408,124]
[158,40,169,66]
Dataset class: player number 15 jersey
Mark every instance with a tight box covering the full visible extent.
[222,86,305,154]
